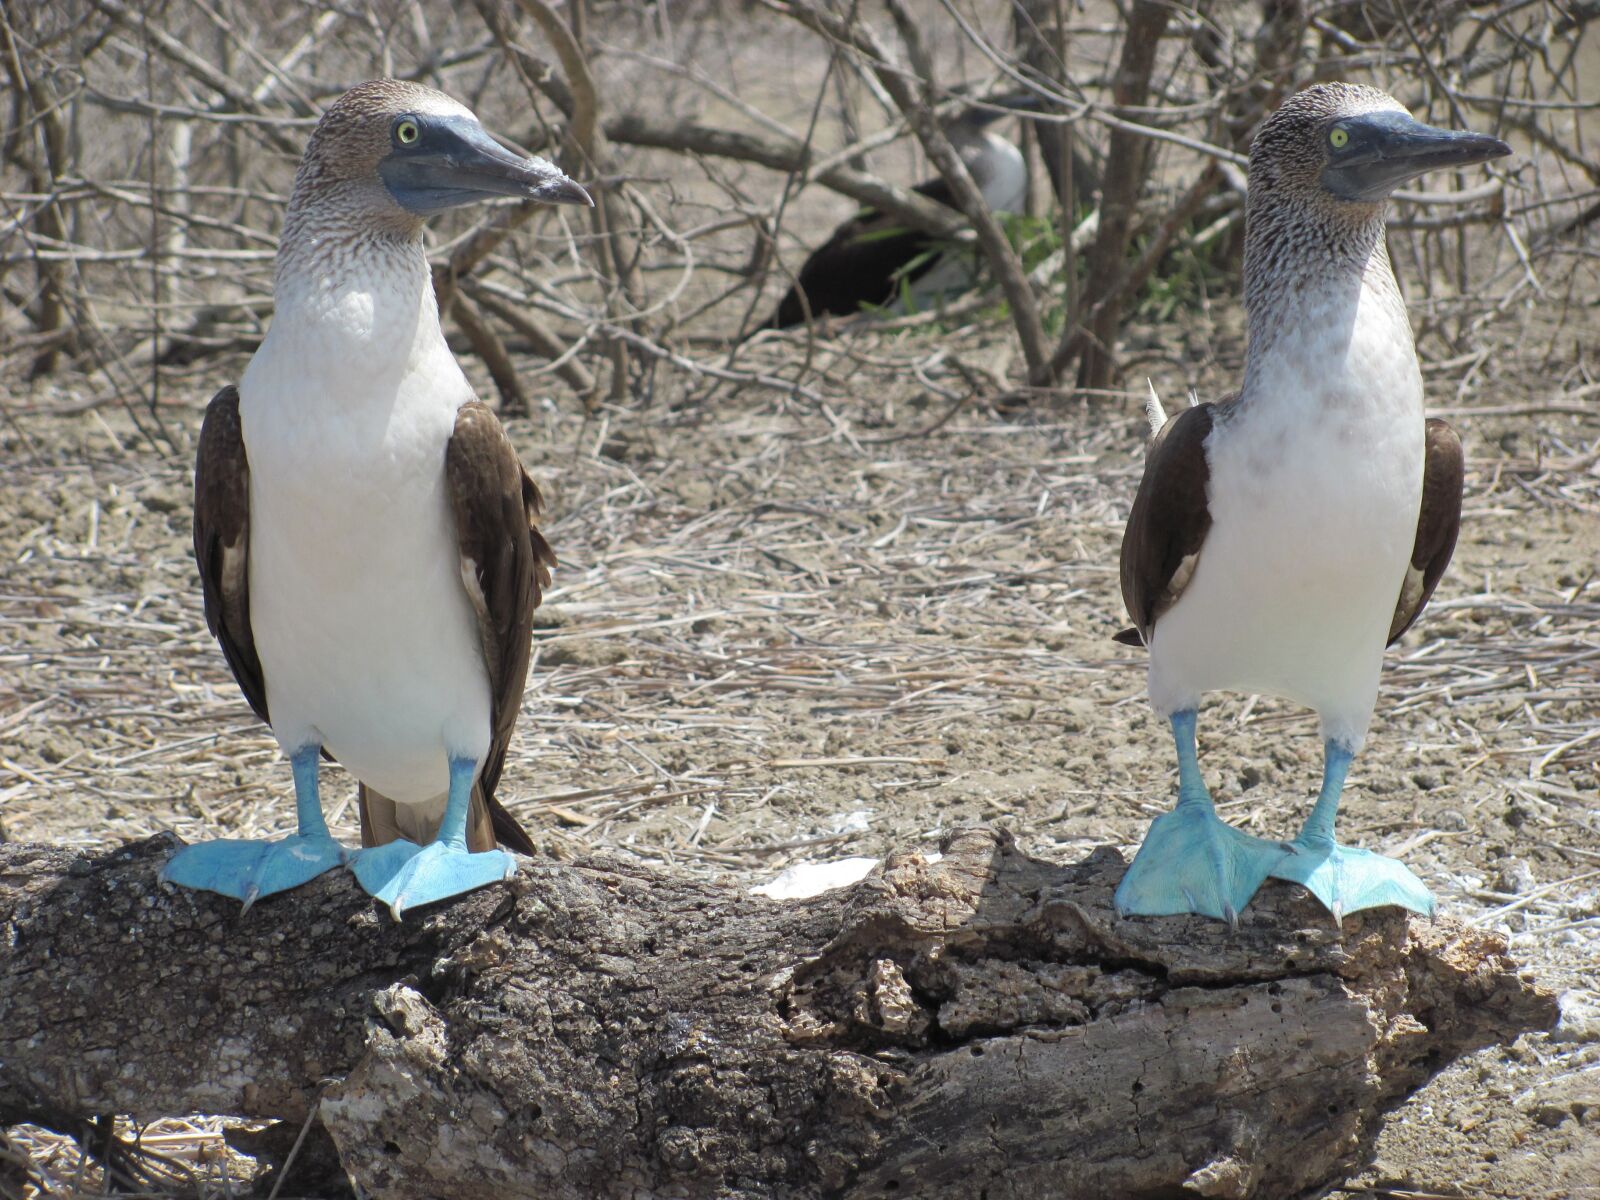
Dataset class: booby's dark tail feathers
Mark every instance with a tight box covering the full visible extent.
[484,790,538,856]
[358,783,534,855]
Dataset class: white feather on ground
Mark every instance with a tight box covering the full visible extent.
[750,856,880,900]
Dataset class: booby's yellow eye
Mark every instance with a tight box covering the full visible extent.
[1329,126,1349,149]
[396,119,420,145]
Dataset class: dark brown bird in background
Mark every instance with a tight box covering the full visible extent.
[757,98,1033,331]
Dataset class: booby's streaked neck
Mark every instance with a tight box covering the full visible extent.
[280,185,422,259]
[263,250,435,423]
[264,186,436,393]
[1239,186,1396,382]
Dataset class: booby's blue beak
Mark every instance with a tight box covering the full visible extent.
[1321,110,1511,203]
[379,114,593,214]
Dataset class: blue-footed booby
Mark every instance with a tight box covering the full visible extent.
[759,98,1031,331]
[167,79,591,918]
[1112,83,1507,924]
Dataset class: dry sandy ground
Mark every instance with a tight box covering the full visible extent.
[3,286,1599,1195]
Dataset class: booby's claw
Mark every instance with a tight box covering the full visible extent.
[1270,838,1434,921]
[351,840,516,921]
[1114,801,1291,924]
[162,834,349,909]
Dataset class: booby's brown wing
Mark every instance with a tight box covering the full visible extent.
[357,402,553,856]
[1387,418,1463,645]
[447,401,556,830]
[193,385,269,725]
[1114,403,1217,647]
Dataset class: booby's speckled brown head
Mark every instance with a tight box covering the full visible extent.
[288,79,592,228]
[1249,82,1510,208]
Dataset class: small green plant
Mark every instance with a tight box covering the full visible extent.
[1130,211,1237,323]
[851,201,1240,337]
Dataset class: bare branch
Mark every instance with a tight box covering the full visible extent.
[604,112,967,238]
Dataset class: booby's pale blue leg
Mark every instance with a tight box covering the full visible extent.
[1270,740,1435,922]
[1114,711,1292,926]
[162,745,349,910]
[350,755,515,920]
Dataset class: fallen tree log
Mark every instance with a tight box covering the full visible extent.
[0,828,1556,1199]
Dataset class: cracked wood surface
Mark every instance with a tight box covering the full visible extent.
[0,829,1556,1199]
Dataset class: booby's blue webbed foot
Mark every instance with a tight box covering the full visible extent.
[162,744,346,910]
[162,833,349,910]
[1114,800,1291,925]
[1269,739,1435,921]
[1270,838,1434,922]
[351,839,516,921]
[1115,710,1291,925]
[349,753,516,920]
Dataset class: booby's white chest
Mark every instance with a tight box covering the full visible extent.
[1147,275,1424,746]
[238,257,491,802]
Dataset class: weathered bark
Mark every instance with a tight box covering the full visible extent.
[0,829,1556,1199]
